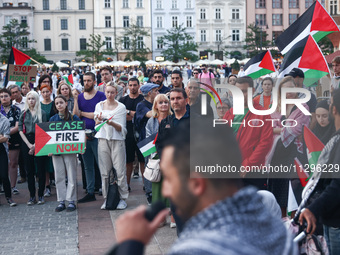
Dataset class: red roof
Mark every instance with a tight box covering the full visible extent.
[325,50,340,64]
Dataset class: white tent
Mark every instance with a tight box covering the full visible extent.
[112,61,128,67]
[127,60,141,66]
[160,60,175,66]
[210,59,224,65]
[56,61,69,67]
[42,63,53,68]
[96,61,110,67]
[239,58,251,64]
[74,62,92,67]
[145,60,158,65]
[226,58,237,65]
[0,64,7,70]
[193,59,211,65]
[176,60,189,66]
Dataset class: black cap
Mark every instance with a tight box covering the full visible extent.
[284,68,304,78]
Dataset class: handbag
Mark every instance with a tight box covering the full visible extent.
[105,168,120,210]
[144,158,161,182]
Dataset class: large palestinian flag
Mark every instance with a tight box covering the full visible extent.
[276,1,339,55]
[278,35,330,86]
[244,50,276,79]
[4,47,31,87]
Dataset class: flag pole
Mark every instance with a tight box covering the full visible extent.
[29,57,42,66]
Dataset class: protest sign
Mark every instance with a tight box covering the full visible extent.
[8,64,37,82]
[35,121,86,156]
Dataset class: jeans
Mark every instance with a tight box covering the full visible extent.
[82,138,99,194]
[324,225,340,255]
[0,144,11,198]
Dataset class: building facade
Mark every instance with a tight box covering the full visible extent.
[151,0,196,61]
[325,0,340,50]
[32,0,94,63]
[196,0,246,61]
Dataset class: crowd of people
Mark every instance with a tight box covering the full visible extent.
[0,56,340,254]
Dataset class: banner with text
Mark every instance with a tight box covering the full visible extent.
[8,64,37,82]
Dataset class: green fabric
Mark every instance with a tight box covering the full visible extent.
[41,102,53,120]
[19,110,47,134]
[152,178,170,208]
[231,108,248,133]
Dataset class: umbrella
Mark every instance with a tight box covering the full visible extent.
[0,64,8,70]
[56,61,69,68]
[145,60,158,65]
[193,59,210,65]
[210,59,224,65]
[127,60,141,66]
[226,58,237,65]
[96,61,110,67]
[74,62,92,67]
[112,61,127,67]
[42,63,53,68]
[239,58,251,65]
[176,60,189,66]
[160,60,175,66]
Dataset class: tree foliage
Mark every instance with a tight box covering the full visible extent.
[0,19,36,63]
[318,36,334,55]
[244,23,272,58]
[76,34,115,64]
[22,48,47,64]
[157,25,198,62]
[119,22,151,62]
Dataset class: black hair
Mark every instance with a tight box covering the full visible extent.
[171,70,182,78]
[38,74,52,90]
[236,76,254,88]
[261,77,274,86]
[0,88,11,96]
[170,88,187,99]
[54,95,72,121]
[152,69,164,77]
[84,72,96,81]
[128,77,140,86]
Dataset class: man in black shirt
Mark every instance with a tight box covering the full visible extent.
[119,78,144,191]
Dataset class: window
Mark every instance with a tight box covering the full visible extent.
[21,16,27,24]
[156,0,162,9]
[123,16,129,27]
[215,9,221,19]
[157,37,163,49]
[123,37,130,49]
[172,16,178,27]
[272,0,282,8]
[123,0,128,8]
[60,0,67,10]
[289,14,299,25]
[137,36,143,49]
[272,31,282,41]
[44,39,51,51]
[272,14,282,25]
[18,2,29,7]
[106,37,112,49]
[256,0,266,8]
[255,14,266,26]
[4,16,11,25]
[21,37,28,48]
[156,17,163,28]
[200,30,206,42]
[43,0,49,10]
[232,9,239,19]
[61,38,68,51]
[215,30,222,41]
[104,0,111,8]
[186,16,192,27]
[186,0,191,8]
[79,19,86,30]
[137,16,143,27]
[137,0,143,8]
[289,0,299,8]
[43,19,50,30]
[330,0,338,15]
[80,38,86,50]
[305,0,313,8]
[105,16,111,27]
[172,0,177,9]
[200,9,206,19]
[61,19,68,30]
[232,30,240,41]
[79,0,85,9]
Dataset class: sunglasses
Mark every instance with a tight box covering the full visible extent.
[193,72,199,74]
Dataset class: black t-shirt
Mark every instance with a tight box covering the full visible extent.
[119,94,144,137]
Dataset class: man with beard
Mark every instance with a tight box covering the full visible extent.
[73,72,106,203]
[151,69,170,94]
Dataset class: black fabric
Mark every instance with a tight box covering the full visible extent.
[312,120,336,145]
[106,169,120,210]
[125,136,145,163]
[0,143,11,197]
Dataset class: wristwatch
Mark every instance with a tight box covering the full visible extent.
[127,110,131,115]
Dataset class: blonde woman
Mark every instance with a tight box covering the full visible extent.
[94,82,129,210]
[19,91,48,205]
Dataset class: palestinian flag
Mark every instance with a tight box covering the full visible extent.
[244,50,275,79]
[278,35,330,86]
[63,73,73,86]
[304,126,325,171]
[276,1,339,55]
[294,157,309,187]
[4,47,31,87]
[137,133,157,157]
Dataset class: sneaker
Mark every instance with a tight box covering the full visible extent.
[55,202,66,212]
[12,187,19,195]
[116,200,127,210]
[170,222,177,228]
[38,196,45,205]
[66,202,76,212]
[50,180,56,187]
[133,173,139,179]
[27,197,37,205]
[146,194,152,206]
[44,188,51,197]
[101,200,106,210]
[6,197,17,207]
[78,193,96,203]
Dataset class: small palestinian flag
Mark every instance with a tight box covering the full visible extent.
[244,50,275,79]
[4,47,31,87]
[304,126,325,171]
[137,133,157,157]
[276,1,339,55]
[63,74,74,86]
[294,157,309,187]
[278,35,330,86]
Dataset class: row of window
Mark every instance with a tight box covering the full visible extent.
[256,0,319,9]
[105,16,143,28]
[199,9,240,20]
[255,13,300,26]
[155,0,192,9]
[4,15,26,25]
[44,38,86,51]
[198,30,240,43]
[122,0,144,8]
[42,0,145,10]
[43,19,86,30]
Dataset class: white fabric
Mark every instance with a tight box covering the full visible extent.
[94,100,127,140]
[12,97,26,111]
